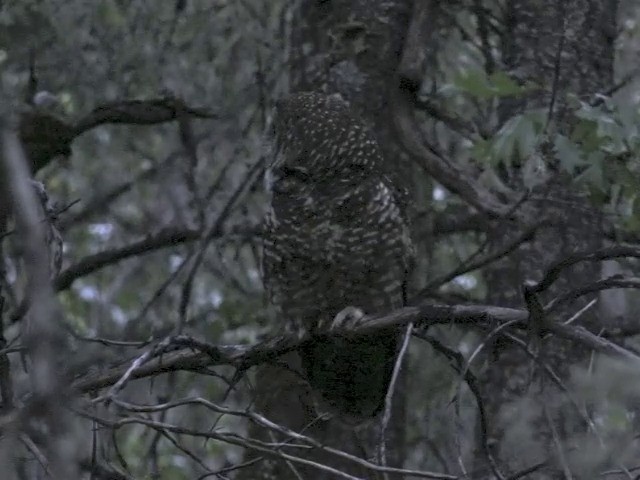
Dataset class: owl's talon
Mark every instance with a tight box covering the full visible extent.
[331,306,366,331]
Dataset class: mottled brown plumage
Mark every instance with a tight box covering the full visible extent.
[263,92,412,421]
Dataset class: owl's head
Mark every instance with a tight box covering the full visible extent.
[269,92,383,188]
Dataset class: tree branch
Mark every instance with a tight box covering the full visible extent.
[73,97,217,135]
[72,301,640,395]
[20,97,217,173]
[53,226,202,291]
[1,122,80,477]
[393,0,514,220]
[531,245,640,294]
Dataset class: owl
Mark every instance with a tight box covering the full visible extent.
[263,92,413,421]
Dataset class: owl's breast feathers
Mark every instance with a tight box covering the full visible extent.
[264,175,411,328]
[262,92,413,420]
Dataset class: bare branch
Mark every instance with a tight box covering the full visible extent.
[52,225,257,292]
[78,457,140,480]
[69,227,199,285]
[545,276,640,312]
[84,398,457,480]
[72,301,640,395]
[415,332,505,479]
[414,97,478,140]
[472,0,496,75]
[417,221,543,295]
[73,97,217,134]
[542,400,573,480]
[19,97,217,173]
[379,322,413,467]
[531,246,640,294]
[392,87,513,219]
[19,433,52,477]
[0,296,14,410]
[544,2,568,132]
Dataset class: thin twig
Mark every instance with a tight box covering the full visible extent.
[532,246,640,294]
[544,2,567,132]
[82,399,457,479]
[542,400,573,479]
[19,433,52,476]
[378,321,413,468]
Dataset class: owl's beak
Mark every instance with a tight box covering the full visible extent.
[266,167,291,195]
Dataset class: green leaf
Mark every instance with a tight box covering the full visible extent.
[575,101,603,122]
[452,70,535,100]
[574,101,627,154]
[617,166,640,193]
[627,196,640,232]
[453,70,493,99]
[575,151,605,191]
[471,138,493,164]
[554,134,584,174]
[97,0,126,28]
[607,404,630,430]
[491,113,540,165]
[488,71,528,97]
[572,118,602,152]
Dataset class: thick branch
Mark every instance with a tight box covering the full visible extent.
[53,226,202,291]
[392,87,513,218]
[545,276,640,312]
[20,97,216,173]
[73,301,640,394]
[532,245,640,294]
[393,1,512,220]
[53,225,257,292]
[73,97,216,134]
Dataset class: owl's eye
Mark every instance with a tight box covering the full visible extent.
[278,166,310,182]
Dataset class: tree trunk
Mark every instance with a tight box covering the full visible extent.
[237,1,412,478]
[479,0,618,477]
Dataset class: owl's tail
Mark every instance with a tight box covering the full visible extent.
[300,331,400,423]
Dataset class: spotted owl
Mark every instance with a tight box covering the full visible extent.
[263,92,413,421]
